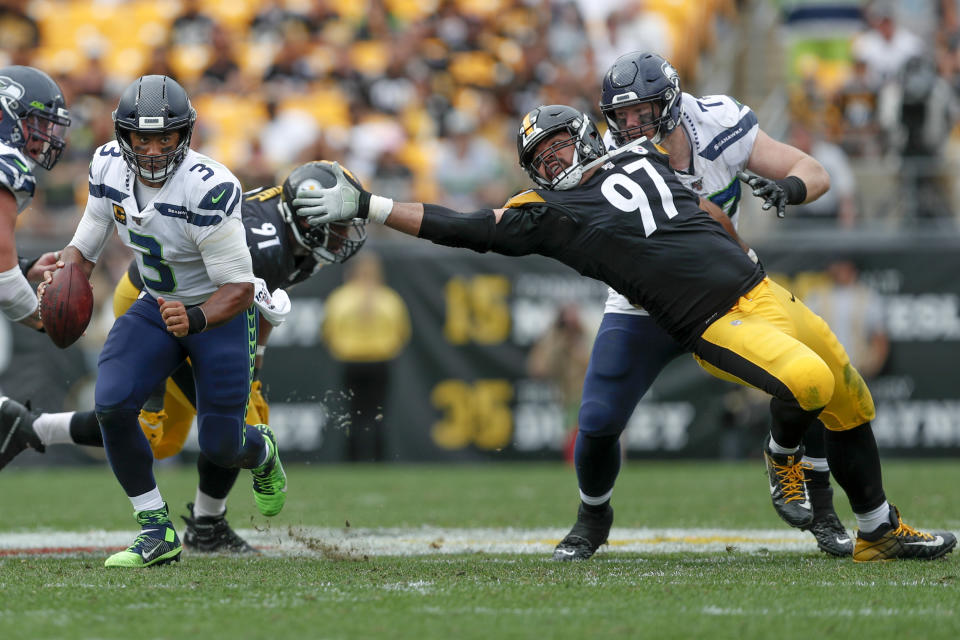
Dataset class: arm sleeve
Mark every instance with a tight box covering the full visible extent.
[417,204,544,256]
[69,204,116,263]
[417,204,497,253]
[198,215,256,286]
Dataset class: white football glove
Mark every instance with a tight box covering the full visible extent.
[291,161,362,223]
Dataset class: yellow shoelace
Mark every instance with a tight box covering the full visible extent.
[773,459,813,503]
[893,517,935,541]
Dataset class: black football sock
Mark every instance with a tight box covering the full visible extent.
[574,431,621,511]
[824,422,886,514]
[801,421,836,516]
[142,381,166,413]
[69,410,105,447]
[197,452,241,500]
[769,397,823,450]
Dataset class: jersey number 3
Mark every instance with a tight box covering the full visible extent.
[129,230,176,293]
[600,157,679,237]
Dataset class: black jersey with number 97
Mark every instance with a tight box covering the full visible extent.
[497,143,764,349]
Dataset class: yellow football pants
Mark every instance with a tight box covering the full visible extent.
[113,272,268,459]
[694,277,875,431]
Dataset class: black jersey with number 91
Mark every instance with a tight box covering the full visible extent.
[497,143,764,349]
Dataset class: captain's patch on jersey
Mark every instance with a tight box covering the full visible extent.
[112,204,126,225]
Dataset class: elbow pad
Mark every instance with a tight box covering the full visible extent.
[418,204,497,253]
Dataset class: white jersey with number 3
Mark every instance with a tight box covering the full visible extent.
[70,142,249,305]
[602,92,760,316]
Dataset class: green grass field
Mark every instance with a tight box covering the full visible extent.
[2,460,959,639]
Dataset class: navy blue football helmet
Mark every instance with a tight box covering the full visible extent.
[599,52,681,146]
[517,104,604,190]
[0,65,70,170]
[112,75,196,182]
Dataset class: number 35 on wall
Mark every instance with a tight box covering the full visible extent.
[431,379,514,450]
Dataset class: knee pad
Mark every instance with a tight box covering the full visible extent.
[578,400,627,438]
[196,412,246,468]
[779,354,834,412]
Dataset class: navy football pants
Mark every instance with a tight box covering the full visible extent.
[95,293,262,498]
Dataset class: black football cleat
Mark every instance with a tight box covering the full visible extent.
[553,503,613,561]
[0,396,44,470]
[854,505,957,562]
[804,511,853,557]
[182,503,257,553]
[762,435,813,528]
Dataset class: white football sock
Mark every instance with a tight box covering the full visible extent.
[802,456,829,472]
[579,488,613,506]
[31,411,75,446]
[767,434,799,455]
[855,501,891,534]
[130,487,165,514]
[193,490,227,518]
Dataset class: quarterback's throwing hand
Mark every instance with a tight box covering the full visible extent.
[291,161,361,223]
[738,172,787,218]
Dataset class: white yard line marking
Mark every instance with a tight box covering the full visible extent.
[0,527,818,557]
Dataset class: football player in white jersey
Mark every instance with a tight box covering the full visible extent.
[0,65,70,466]
[41,75,287,568]
[0,65,69,331]
[553,51,853,561]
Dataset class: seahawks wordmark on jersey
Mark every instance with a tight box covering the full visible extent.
[498,142,764,350]
[0,141,37,214]
[128,184,321,294]
[71,142,246,305]
[602,92,759,316]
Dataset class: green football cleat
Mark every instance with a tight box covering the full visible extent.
[104,503,182,568]
[251,424,286,517]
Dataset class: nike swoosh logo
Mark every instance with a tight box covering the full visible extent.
[141,541,164,561]
[835,536,851,545]
[798,500,811,510]
[13,158,29,172]
[211,189,226,203]
[555,549,576,556]
[904,536,945,547]
[769,484,777,495]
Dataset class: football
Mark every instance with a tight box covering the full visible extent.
[40,263,94,349]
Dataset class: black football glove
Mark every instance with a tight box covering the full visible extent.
[738,172,787,218]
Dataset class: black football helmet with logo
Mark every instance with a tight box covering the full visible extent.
[281,161,367,264]
[517,104,604,191]
[112,75,196,182]
[0,65,71,170]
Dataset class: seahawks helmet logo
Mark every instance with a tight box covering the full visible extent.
[0,76,25,103]
[661,61,679,89]
[0,76,26,145]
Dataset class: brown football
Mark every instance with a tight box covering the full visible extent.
[40,263,94,349]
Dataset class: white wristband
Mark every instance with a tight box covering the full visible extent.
[368,195,394,224]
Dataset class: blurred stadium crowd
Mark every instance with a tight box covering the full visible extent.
[0,0,733,257]
[4,0,960,245]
